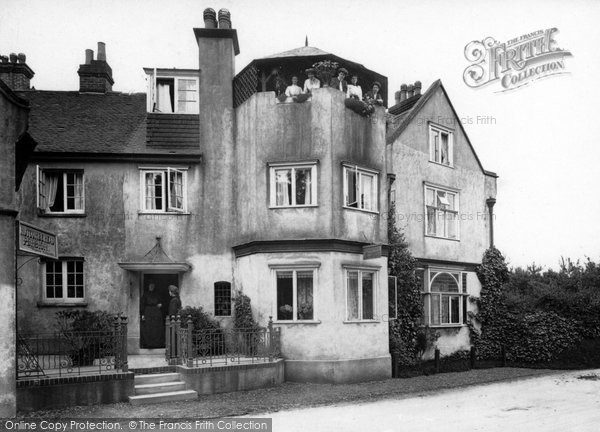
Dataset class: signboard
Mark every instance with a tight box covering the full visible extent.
[17,221,58,259]
[363,244,383,260]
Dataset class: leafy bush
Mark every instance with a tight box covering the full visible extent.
[55,310,116,366]
[233,293,260,330]
[179,305,220,331]
[388,203,425,365]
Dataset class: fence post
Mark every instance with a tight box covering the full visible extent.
[268,316,274,361]
[175,315,182,365]
[470,346,476,369]
[165,315,171,363]
[434,348,440,374]
[120,316,128,372]
[186,315,194,368]
[113,315,121,370]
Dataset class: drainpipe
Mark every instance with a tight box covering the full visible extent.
[486,198,496,248]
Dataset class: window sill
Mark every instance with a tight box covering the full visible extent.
[37,301,88,308]
[343,320,381,324]
[343,206,379,215]
[38,211,86,218]
[427,324,467,329]
[428,160,455,169]
[269,205,318,209]
[274,320,321,325]
[138,211,191,216]
[424,234,460,242]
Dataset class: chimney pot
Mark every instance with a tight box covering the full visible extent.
[9,53,17,63]
[97,42,106,62]
[17,53,26,63]
[414,81,422,96]
[85,49,94,64]
[218,8,231,29]
[394,90,402,104]
[0,56,7,64]
[407,84,414,98]
[203,8,217,28]
[400,83,407,102]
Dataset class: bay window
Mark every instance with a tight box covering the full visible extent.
[275,268,315,321]
[269,162,317,207]
[343,164,378,212]
[345,268,377,321]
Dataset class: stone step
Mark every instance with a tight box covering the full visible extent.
[135,381,186,395]
[129,390,198,405]
[134,373,181,385]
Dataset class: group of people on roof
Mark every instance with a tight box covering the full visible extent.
[283,67,384,115]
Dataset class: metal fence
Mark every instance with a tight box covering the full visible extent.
[17,316,128,380]
[165,316,281,367]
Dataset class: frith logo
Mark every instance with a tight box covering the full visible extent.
[463,28,572,92]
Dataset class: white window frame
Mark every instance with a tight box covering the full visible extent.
[429,123,454,167]
[139,167,188,213]
[424,183,459,240]
[148,73,200,114]
[269,162,318,208]
[270,263,319,323]
[420,267,468,327]
[36,166,85,214]
[42,259,85,304]
[344,266,379,322]
[343,164,379,213]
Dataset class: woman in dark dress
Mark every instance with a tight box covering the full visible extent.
[167,285,182,317]
[141,283,164,348]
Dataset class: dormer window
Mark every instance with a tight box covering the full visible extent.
[146,69,199,114]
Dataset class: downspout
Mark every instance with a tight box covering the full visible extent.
[486,197,496,248]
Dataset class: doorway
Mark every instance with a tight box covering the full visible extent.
[140,273,178,349]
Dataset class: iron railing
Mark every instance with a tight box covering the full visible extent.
[17,316,128,380]
[166,315,281,366]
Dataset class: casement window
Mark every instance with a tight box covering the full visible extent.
[36,167,84,214]
[345,268,377,321]
[214,281,232,317]
[269,162,317,207]
[151,77,199,114]
[425,184,459,239]
[140,168,187,213]
[43,259,85,303]
[343,165,378,212]
[429,123,453,166]
[420,268,468,326]
[275,269,315,321]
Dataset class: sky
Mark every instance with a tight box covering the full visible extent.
[2,0,599,270]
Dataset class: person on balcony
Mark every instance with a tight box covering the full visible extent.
[303,68,320,94]
[329,68,348,93]
[364,81,384,113]
[285,76,303,99]
[346,74,363,100]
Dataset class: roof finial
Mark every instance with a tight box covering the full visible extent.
[305,35,308,47]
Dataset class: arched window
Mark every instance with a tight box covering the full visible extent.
[422,270,467,326]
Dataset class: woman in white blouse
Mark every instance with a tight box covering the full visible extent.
[346,74,363,100]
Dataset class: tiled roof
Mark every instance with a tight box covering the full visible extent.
[260,46,331,59]
[15,90,201,156]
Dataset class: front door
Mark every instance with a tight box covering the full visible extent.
[140,273,178,349]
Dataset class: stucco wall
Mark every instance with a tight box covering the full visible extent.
[0,88,29,417]
[234,88,388,246]
[234,251,389,362]
[388,86,495,263]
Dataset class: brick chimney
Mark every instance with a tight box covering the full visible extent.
[0,53,34,91]
[77,42,114,93]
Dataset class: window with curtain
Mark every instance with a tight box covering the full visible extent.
[345,268,377,321]
[153,77,199,114]
[421,269,468,326]
[140,168,187,213]
[343,165,378,212]
[36,167,84,214]
[44,258,85,303]
[425,185,459,239]
[275,269,315,321]
[269,163,317,207]
[214,281,232,316]
[429,123,453,166]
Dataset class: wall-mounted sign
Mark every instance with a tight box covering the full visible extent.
[17,221,57,259]
[363,244,383,260]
